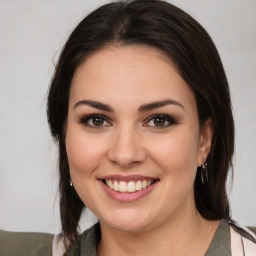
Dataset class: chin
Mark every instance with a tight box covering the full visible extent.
[99,209,156,233]
[106,220,150,233]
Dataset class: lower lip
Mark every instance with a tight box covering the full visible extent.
[99,180,158,202]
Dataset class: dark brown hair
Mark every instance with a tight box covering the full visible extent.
[47,0,235,245]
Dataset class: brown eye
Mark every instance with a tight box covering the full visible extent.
[79,114,111,129]
[144,114,178,128]
[92,117,104,126]
[154,117,166,126]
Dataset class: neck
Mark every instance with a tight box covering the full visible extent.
[97,209,219,256]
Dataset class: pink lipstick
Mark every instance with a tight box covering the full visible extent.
[98,175,159,202]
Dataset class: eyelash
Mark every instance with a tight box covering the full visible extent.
[143,114,178,129]
[78,113,111,129]
[78,113,178,129]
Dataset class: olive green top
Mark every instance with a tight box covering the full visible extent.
[0,230,53,256]
[0,219,231,256]
[206,219,231,256]
[65,219,231,256]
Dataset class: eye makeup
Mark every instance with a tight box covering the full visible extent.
[143,114,179,129]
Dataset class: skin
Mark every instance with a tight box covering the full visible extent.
[65,46,218,256]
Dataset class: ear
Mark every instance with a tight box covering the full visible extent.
[197,118,214,166]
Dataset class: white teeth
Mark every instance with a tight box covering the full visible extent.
[109,180,113,189]
[119,181,127,192]
[113,180,119,191]
[136,181,142,191]
[127,181,136,192]
[142,180,147,189]
[105,179,153,193]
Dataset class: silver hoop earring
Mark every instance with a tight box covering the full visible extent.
[69,178,73,187]
[201,159,208,185]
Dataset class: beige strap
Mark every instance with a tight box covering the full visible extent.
[230,226,256,255]
[52,233,67,256]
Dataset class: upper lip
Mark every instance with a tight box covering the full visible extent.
[98,175,159,182]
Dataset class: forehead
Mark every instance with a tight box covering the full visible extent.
[70,46,196,111]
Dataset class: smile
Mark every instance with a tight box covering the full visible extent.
[98,175,159,202]
[104,180,154,193]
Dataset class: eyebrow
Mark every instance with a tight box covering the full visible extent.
[73,99,184,112]
[138,99,184,112]
[73,100,114,112]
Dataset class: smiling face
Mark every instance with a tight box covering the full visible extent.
[65,46,213,233]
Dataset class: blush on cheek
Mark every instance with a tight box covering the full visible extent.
[66,132,107,177]
[67,147,98,176]
[149,139,180,164]
[150,134,198,176]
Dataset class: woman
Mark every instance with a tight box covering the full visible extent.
[46,0,256,255]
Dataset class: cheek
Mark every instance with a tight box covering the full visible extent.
[148,129,199,178]
[65,126,107,177]
[147,131,200,212]
[65,126,110,209]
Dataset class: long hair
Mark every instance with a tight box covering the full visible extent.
[47,0,235,245]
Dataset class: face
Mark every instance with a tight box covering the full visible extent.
[65,46,212,233]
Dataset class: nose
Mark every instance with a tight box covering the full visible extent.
[107,127,147,168]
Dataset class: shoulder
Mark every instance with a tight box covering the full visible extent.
[0,229,53,256]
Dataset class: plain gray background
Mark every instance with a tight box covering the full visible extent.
[0,0,255,234]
